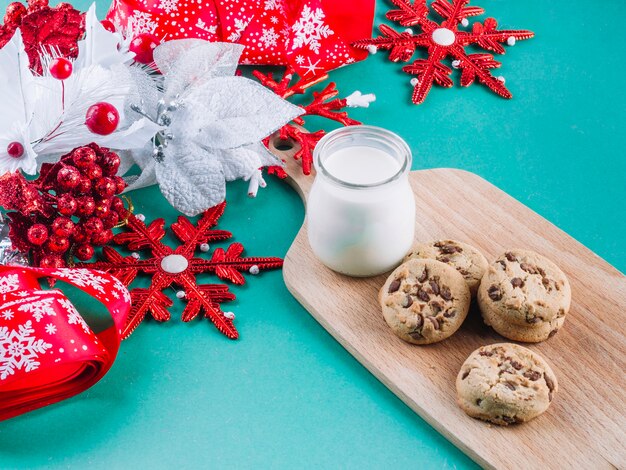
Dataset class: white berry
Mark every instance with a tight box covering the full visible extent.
[136,213,145,222]
[176,290,186,299]
[249,265,260,275]
[507,36,516,46]
[461,18,469,27]
[404,28,414,34]
[410,78,419,86]
[497,76,506,83]
[200,243,210,252]
[367,45,378,55]
[452,60,461,69]
[131,252,140,259]
[223,311,235,320]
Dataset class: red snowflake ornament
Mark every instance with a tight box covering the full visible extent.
[254,68,362,176]
[353,0,534,104]
[80,202,283,340]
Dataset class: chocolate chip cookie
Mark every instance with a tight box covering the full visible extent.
[404,240,488,296]
[477,250,571,342]
[379,259,471,345]
[456,343,558,425]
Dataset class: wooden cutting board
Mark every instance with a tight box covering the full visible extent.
[272,142,626,470]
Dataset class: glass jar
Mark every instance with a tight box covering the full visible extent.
[307,126,416,277]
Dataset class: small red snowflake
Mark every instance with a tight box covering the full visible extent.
[80,202,283,340]
[254,68,362,176]
[353,0,533,104]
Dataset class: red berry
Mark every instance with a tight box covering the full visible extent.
[7,141,24,158]
[84,164,102,180]
[39,254,64,268]
[85,102,119,135]
[91,229,113,246]
[47,235,70,253]
[4,3,27,24]
[72,147,97,169]
[100,19,115,32]
[75,196,96,217]
[74,244,95,261]
[100,151,121,176]
[102,211,120,229]
[27,224,48,246]
[72,226,88,243]
[111,196,126,213]
[52,217,74,237]
[112,176,126,194]
[94,199,111,219]
[49,57,73,80]
[94,177,116,198]
[83,217,104,234]
[76,176,92,194]
[56,166,81,190]
[57,193,78,216]
[129,33,160,65]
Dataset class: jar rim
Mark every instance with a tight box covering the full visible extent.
[313,125,412,189]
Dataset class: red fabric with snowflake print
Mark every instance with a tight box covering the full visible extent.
[106,0,375,77]
[0,266,130,421]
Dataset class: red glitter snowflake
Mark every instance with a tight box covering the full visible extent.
[80,202,283,340]
[254,68,362,176]
[353,0,534,104]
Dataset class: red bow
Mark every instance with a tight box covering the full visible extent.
[0,266,130,421]
[106,0,375,77]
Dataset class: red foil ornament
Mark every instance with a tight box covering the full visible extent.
[128,32,159,65]
[85,102,120,136]
[48,57,73,80]
[0,266,131,421]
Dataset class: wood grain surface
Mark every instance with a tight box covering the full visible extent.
[272,141,626,470]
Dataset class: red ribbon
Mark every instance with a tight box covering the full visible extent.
[0,266,130,421]
[106,0,375,77]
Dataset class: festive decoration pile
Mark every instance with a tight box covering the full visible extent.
[80,202,283,339]
[353,0,534,104]
[106,0,375,77]
[255,68,375,176]
[0,265,130,421]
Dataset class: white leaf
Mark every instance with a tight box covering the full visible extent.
[95,118,163,149]
[217,142,282,182]
[178,76,303,150]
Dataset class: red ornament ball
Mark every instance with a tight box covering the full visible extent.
[91,229,113,246]
[83,217,104,234]
[84,164,102,180]
[56,166,81,190]
[49,57,73,80]
[75,196,96,217]
[102,211,120,229]
[39,254,64,268]
[85,102,119,135]
[7,141,24,158]
[100,152,121,176]
[27,224,49,246]
[94,177,116,199]
[74,243,95,261]
[113,176,126,194]
[111,196,126,214]
[76,176,92,194]
[94,199,111,219]
[129,33,159,65]
[52,216,74,237]
[100,19,115,33]
[71,225,88,244]
[57,193,78,216]
[47,235,70,253]
[4,2,27,24]
[72,147,97,169]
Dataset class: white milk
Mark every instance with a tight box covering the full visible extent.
[307,127,416,277]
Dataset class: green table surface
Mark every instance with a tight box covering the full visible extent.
[1,1,625,468]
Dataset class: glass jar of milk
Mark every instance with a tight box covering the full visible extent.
[307,126,416,277]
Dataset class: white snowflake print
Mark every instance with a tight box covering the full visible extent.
[264,0,280,10]
[196,19,218,35]
[111,277,131,305]
[270,16,279,24]
[291,4,334,54]
[295,55,305,64]
[0,320,52,380]
[158,0,178,14]
[0,274,19,294]
[58,298,90,334]
[227,17,252,42]
[45,324,57,335]
[1,310,14,321]
[52,269,110,294]
[128,11,158,34]
[17,298,56,322]
[259,27,280,49]
[302,57,322,76]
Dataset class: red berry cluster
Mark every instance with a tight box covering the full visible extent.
[2,144,127,268]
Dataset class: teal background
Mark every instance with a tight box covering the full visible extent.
[1,0,625,468]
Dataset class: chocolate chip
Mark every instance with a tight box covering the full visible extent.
[409,331,423,340]
[537,267,546,277]
[388,279,401,293]
[476,398,482,406]
[542,277,551,288]
[417,268,428,283]
[462,370,470,380]
[440,286,452,301]
[429,280,440,295]
[526,316,541,324]
[437,256,450,263]
[439,244,462,254]
[487,285,502,301]
[428,316,440,330]
[430,301,442,314]
[511,277,525,288]
[524,370,541,381]
[414,314,423,329]
[505,382,516,391]
[417,288,430,302]
[544,373,555,392]
[510,360,523,370]
[505,252,517,262]
[548,391,554,402]
[457,268,470,276]
[402,295,413,308]
[479,350,493,357]
[548,329,558,338]
[501,416,518,424]
[443,310,456,318]
[520,263,538,274]
[497,260,507,269]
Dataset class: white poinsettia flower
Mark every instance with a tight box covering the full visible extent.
[125,40,304,216]
[0,123,37,174]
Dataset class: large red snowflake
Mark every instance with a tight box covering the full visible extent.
[353,0,533,104]
[80,202,283,340]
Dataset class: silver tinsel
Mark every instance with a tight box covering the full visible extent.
[0,213,29,267]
